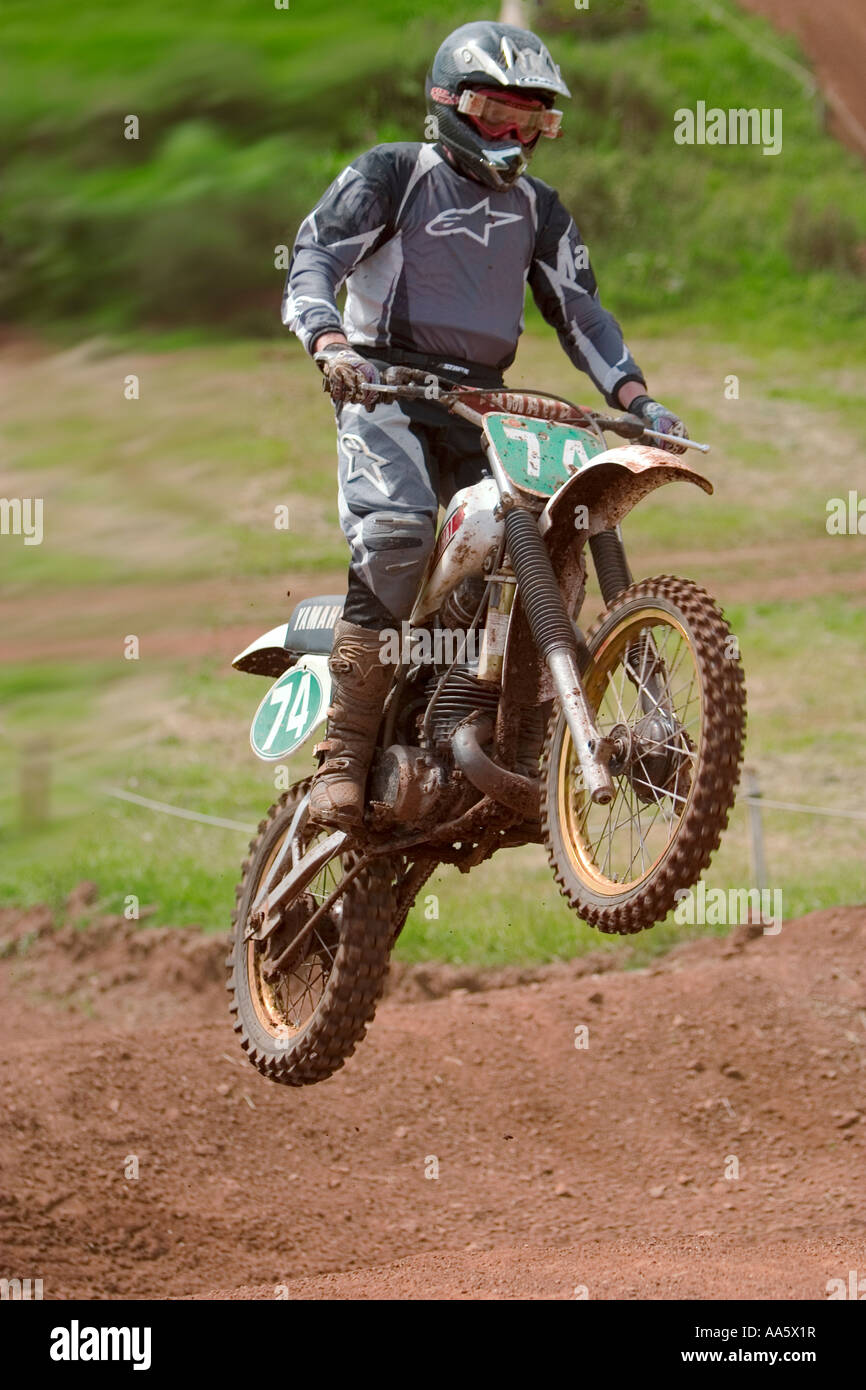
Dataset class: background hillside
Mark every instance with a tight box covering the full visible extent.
[2,0,865,341]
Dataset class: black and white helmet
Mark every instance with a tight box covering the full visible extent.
[426,21,571,191]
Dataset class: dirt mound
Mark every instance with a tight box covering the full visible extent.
[0,891,226,1030]
[0,886,633,1016]
[1,900,864,1300]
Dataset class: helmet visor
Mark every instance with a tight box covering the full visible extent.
[457,88,562,146]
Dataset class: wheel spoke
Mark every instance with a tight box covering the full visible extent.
[561,610,706,888]
[248,815,347,1038]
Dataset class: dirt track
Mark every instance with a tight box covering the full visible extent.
[1,895,864,1300]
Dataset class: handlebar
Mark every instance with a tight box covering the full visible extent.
[321,364,710,454]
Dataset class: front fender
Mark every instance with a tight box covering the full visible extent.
[538,444,712,541]
[499,446,712,711]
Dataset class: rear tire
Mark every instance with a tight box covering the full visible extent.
[227,781,397,1085]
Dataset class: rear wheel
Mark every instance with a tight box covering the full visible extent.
[541,576,746,934]
[227,780,397,1085]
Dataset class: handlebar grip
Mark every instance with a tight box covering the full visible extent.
[590,413,645,439]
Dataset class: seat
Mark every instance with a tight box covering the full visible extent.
[284,595,345,655]
[232,595,345,675]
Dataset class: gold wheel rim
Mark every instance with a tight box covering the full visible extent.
[556,608,702,896]
[246,828,342,1042]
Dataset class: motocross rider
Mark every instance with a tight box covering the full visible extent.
[283,20,688,830]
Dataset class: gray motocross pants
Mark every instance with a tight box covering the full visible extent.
[335,391,491,628]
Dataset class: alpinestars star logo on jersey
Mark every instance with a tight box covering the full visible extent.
[425,198,523,246]
[341,433,393,495]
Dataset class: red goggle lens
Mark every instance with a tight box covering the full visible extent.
[457,89,562,145]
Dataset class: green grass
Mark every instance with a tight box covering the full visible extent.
[2,329,864,962]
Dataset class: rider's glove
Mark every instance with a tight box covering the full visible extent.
[314,343,380,412]
[627,394,689,455]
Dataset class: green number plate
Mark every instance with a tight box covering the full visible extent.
[250,667,324,760]
[484,412,604,497]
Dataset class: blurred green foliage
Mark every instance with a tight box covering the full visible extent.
[1,0,864,337]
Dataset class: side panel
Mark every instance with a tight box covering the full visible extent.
[249,654,331,763]
[411,476,503,623]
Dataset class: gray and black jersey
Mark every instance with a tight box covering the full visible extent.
[283,141,645,406]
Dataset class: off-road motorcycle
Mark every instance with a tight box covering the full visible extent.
[227,368,746,1085]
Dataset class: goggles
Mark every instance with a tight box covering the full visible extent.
[457,88,563,145]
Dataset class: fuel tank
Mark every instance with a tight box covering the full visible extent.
[411,477,503,624]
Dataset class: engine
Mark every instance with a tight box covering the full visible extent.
[424,662,500,751]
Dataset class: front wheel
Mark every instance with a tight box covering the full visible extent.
[541,576,746,934]
[227,780,398,1085]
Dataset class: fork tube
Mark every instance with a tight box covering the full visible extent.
[589,528,632,604]
[503,507,613,805]
[546,649,614,805]
[591,529,671,720]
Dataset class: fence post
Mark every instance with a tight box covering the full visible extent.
[500,0,527,24]
[744,766,767,895]
[19,740,52,830]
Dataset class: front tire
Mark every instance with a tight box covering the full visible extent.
[541,576,746,934]
[227,781,397,1085]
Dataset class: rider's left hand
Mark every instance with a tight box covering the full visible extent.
[627,395,689,455]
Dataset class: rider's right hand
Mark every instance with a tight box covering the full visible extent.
[313,344,380,411]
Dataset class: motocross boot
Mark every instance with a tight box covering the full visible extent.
[308,620,394,830]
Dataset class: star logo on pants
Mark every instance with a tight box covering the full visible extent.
[425,198,523,246]
[341,433,393,495]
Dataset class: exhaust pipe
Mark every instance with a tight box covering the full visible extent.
[451,716,539,822]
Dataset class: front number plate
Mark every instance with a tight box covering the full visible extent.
[484,412,604,498]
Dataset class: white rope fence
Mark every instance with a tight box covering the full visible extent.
[739,794,866,823]
[99,781,866,830]
[97,775,866,912]
[103,785,257,834]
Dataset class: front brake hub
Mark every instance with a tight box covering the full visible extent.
[607,723,633,777]
[628,712,689,805]
[262,893,318,966]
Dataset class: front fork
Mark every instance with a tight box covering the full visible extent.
[590,528,674,724]
[502,502,614,806]
[453,397,614,805]
[546,647,615,805]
